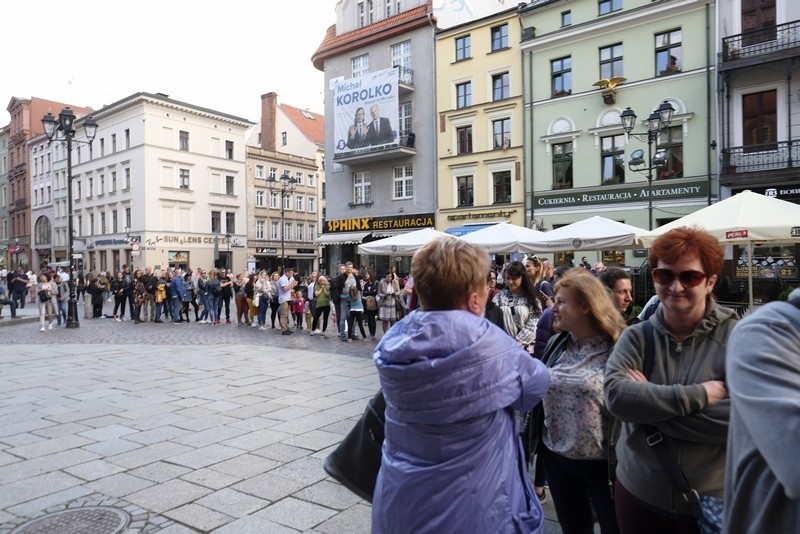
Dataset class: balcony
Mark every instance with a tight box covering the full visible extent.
[332,133,416,165]
[396,66,414,94]
[720,140,800,184]
[720,19,800,71]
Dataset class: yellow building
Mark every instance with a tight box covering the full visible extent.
[435,7,526,238]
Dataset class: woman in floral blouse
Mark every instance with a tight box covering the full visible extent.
[543,269,626,534]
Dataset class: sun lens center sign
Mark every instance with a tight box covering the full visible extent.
[334,68,399,156]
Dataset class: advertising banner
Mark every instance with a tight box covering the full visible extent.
[334,68,399,155]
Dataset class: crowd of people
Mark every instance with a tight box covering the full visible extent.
[370,230,799,534]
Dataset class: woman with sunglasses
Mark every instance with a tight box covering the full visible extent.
[604,227,737,533]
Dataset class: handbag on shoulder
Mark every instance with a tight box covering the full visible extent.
[323,389,385,502]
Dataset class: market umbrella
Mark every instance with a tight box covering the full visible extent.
[460,222,545,253]
[358,228,449,256]
[638,190,800,307]
[526,216,649,252]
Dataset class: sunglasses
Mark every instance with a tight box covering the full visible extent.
[652,268,707,287]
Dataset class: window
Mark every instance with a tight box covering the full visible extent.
[456,82,472,109]
[283,193,291,210]
[88,176,93,197]
[99,174,105,195]
[296,223,304,242]
[179,130,189,151]
[600,44,624,79]
[225,140,234,159]
[225,175,235,195]
[125,129,130,149]
[271,221,279,240]
[393,165,413,199]
[352,54,369,77]
[75,179,81,200]
[100,212,106,233]
[551,56,572,96]
[367,0,375,24]
[655,29,682,76]
[492,118,511,149]
[124,168,131,189]
[225,212,235,234]
[281,132,287,146]
[111,134,117,153]
[100,138,105,157]
[743,89,777,151]
[295,195,304,211]
[256,220,265,240]
[553,142,574,189]
[255,165,264,179]
[308,196,316,212]
[255,189,266,207]
[656,126,684,179]
[112,210,118,233]
[125,208,131,229]
[457,126,473,154]
[391,41,412,84]
[493,171,512,203]
[295,171,303,185]
[398,102,413,141]
[599,0,622,15]
[358,0,366,26]
[111,171,117,193]
[601,135,625,185]
[309,223,316,242]
[284,222,291,241]
[491,24,509,51]
[180,169,190,189]
[353,171,372,204]
[211,211,221,234]
[457,176,474,207]
[269,191,279,209]
[269,167,277,179]
[308,173,315,186]
[562,10,572,26]
[492,72,510,101]
[455,35,471,61]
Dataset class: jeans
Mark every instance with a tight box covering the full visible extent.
[12,289,26,309]
[208,295,220,323]
[56,298,68,325]
[365,310,377,337]
[338,297,352,338]
[155,300,165,321]
[312,304,330,332]
[198,293,210,321]
[217,296,231,320]
[257,298,269,326]
[171,296,182,322]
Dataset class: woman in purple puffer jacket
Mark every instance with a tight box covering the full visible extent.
[372,236,551,534]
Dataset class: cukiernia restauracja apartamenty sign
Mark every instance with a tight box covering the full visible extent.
[535,179,709,208]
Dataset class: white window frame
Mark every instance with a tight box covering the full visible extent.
[393,164,413,200]
[283,194,292,211]
[308,223,316,242]
[255,165,265,179]
[307,196,316,213]
[296,223,304,242]
[269,191,279,209]
[352,54,369,78]
[295,195,304,211]
[256,220,265,239]
[283,222,292,241]
[271,221,279,240]
[295,171,303,185]
[353,171,372,204]
[255,189,266,208]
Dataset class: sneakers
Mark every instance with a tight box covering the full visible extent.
[314,329,322,334]
[48,323,53,330]
[226,319,232,324]
[40,326,45,332]
[259,326,267,331]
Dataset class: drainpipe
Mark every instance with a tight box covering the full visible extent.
[427,11,438,228]
[787,59,794,168]
[707,2,714,205]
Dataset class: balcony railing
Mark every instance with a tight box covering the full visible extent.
[721,140,800,173]
[721,19,800,63]
[395,65,414,88]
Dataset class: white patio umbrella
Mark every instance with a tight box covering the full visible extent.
[639,190,800,307]
[460,222,545,253]
[526,216,649,252]
[358,228,449,256]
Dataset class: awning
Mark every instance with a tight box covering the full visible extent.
[370,228,420,238]
[444,223,496,237]
[314,231,371,245]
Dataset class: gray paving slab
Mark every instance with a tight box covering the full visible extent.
[163,503,233,531]
[125,479,212,514]
[253,496,338,531]
[195,488,270,518]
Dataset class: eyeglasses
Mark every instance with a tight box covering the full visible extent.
[652,268,707,287]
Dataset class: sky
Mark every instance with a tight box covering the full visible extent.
[1,1,336,125]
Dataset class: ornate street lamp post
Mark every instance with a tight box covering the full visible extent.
[266,173,297,272]
[620,100,675,230]
[42,108,98,328]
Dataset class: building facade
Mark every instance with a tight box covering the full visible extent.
[435,7,527,240]
[68,92,253,274]
[717,0,800,300]
[312,0,437,275]
[0,125,9,268]
[520,0,718,267]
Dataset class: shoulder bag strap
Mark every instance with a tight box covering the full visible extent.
[639,321,705,521]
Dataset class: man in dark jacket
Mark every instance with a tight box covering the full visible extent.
[331,262,362,341]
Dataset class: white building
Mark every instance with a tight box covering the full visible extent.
[68,92,253,273]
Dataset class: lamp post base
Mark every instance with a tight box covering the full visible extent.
[66,299,80,329]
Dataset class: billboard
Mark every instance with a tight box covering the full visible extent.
[333,67,399,156]
[433,0,511,30]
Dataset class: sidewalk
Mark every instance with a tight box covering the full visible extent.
[0,340,571,533]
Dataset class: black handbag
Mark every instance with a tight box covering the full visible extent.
[323,389,385,502]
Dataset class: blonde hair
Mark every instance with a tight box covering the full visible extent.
[554,269,626,341]
[411,236,488,311]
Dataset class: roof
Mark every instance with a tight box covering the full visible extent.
[280,104,324,146]
[312,4,432,70]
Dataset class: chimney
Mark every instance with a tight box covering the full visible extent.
[261,92,278,151]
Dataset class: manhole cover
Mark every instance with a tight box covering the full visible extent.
[11,506,130,534]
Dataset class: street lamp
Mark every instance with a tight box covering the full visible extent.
[42,107,98,329]
[266,172,297,272]
[224,233,231,270]
[620,100,675,230]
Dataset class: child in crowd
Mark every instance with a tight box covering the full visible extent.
[293,289,306,329]
[304,297,313,330]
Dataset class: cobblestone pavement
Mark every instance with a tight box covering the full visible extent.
[0,302,568,533]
